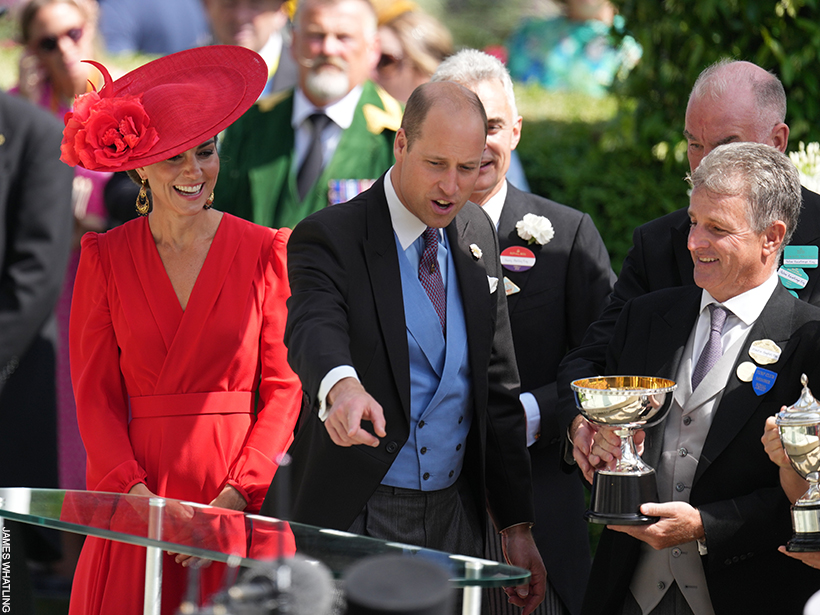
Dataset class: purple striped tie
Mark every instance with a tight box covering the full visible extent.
[419,227,446,335]
[692,304,728,390]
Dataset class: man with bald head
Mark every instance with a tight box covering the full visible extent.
[263,80,546,614]
[560,60,820,475]
[216,0,402,229]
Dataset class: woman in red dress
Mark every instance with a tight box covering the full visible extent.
[60,46,302,614]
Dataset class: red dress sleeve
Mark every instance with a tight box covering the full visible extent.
[225,227,302,511]
[70,232,148,493]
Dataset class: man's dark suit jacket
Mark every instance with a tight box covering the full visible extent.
[0,92,73,487]
[261,175,535,535]
[582,283,820,615]
[0,91,74,609]
[559,187,820,428]
[497,185,614,615]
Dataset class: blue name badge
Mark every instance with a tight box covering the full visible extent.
[752,367,778,396]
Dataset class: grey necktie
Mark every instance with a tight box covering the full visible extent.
[297,112,332,200]
[691,304,729,390]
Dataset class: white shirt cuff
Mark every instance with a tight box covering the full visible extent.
[318,365,359,421]
[520,392,540,447]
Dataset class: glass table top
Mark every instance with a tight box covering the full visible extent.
[0,488,528,588]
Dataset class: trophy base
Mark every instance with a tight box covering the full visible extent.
[586,470,659,526]
[788,504,820,551]
[786,533,820,552]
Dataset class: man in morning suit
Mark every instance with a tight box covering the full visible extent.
[216,0,401,229]
[432,49,614,615]
[0,90,74,613]
[261,81,547,614]
[560,60,820,476]
[575,142,820,615]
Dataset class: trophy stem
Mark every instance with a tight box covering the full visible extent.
[614,427,653,474]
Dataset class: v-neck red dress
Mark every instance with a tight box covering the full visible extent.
[67,214,301,614]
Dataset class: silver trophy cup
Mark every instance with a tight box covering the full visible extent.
[571,376,677,525]
[777,374,820,551]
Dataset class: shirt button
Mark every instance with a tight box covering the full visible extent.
[449,470,454,478]
[456,443,462,451]
[672,548,681,558]
[420,447,427,455]
[419,420,425,428]
[683,416,692,426]
[676,482,686,493]
[657,582,665,590]
[679,447,688,457]
[458,416,464,424]
[423,472,430,480]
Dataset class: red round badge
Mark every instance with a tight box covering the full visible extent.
[500,246,536,272]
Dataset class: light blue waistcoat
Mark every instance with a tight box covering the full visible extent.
[382,231,473,491]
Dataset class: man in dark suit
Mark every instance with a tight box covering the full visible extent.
[0,91,74,611]
[575,142,820,615]
[432,50,614,615]
[262,81,546,614]
[201,0,298,98]
[560,60,820,474]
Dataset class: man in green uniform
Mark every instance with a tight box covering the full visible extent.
[216,0,401,229]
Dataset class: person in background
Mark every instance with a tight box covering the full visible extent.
[61,46,301,614]
[216,0,401,229]
[0,88,74,615]
[13,0,110,500]
[506,0,641,97]
[432,49,613,615]
[97,0,210,55]
[201,0,298,98]
[372,0,452,104]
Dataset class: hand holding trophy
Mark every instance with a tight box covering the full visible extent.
[776,374,820,551]
[571,376,677,525]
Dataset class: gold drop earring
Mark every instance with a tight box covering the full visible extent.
[136,178,150,216]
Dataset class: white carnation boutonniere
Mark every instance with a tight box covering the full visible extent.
[469,243,482,260]
[516,213,554,246]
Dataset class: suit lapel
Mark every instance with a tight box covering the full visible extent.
[695,285,799,483]
[363,176,412,419]
[449,212,493,389]
[642,289,700,467]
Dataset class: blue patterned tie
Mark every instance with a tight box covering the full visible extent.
[692,304,729,390]
[297,112,332,200]
[419,227,446,335]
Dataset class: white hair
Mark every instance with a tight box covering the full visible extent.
[431,48,518,119]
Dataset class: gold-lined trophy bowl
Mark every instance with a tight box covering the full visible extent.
[571,376,677,525]
[777,374,820,551]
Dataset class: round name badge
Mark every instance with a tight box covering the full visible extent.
[500,246,536,272]
[736,361,756,383]
[749,339,782,366]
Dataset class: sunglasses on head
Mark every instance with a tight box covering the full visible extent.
[37,27,83,52]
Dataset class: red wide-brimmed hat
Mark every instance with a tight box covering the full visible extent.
[60,45,267,172]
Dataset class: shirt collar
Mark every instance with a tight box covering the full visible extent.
[479,180,508,228]
[384,166,428,250]
[699,272,779,326]
[292,84,363,131]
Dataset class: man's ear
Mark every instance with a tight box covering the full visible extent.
[763,220,787,257]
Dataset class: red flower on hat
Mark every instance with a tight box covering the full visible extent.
[60,61,159,170]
